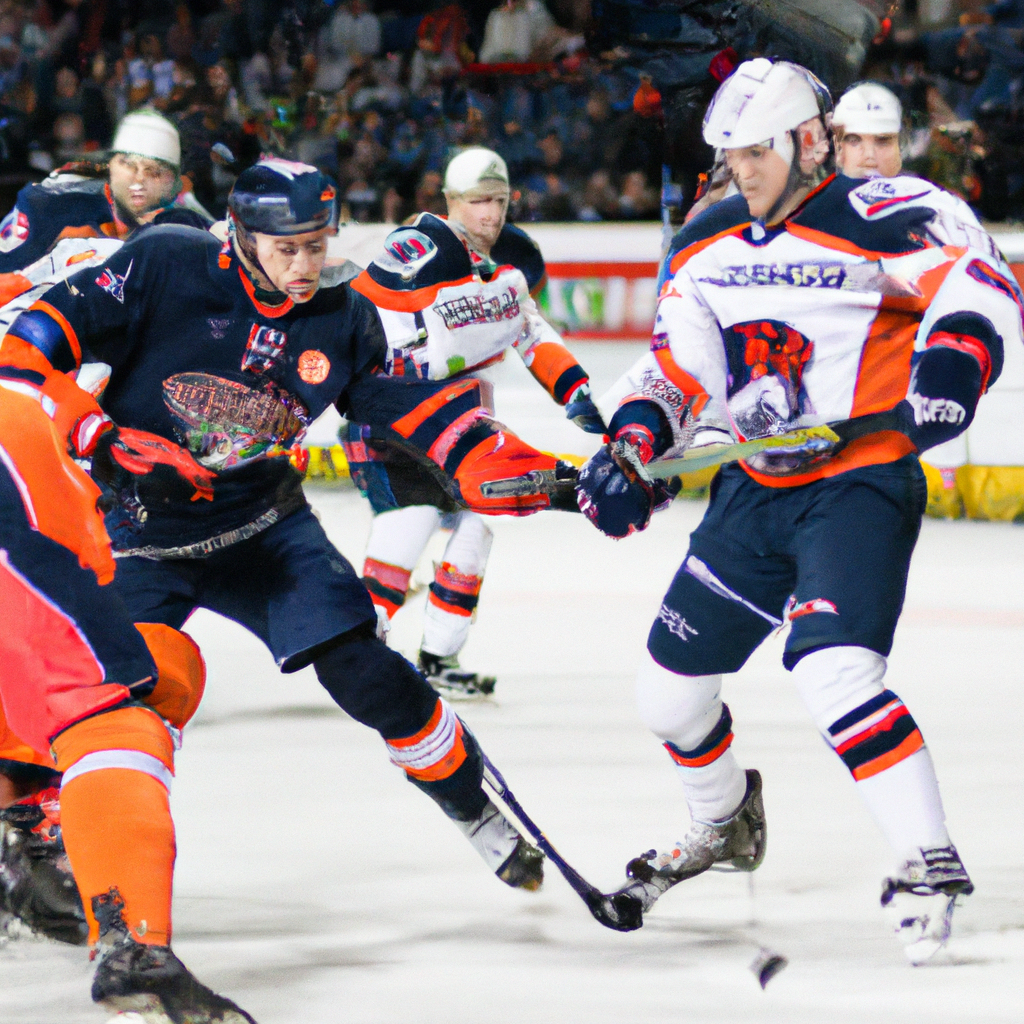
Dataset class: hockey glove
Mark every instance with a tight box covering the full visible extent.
[93,427,216,503]
[565,382,607,435]
[576,427,675,539]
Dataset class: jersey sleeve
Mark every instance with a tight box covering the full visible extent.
[510,293,589,404]
[608,265,729,451]
[4,235,150,374]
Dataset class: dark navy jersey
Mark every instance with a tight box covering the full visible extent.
[26,226,387,549]
[491,222,547,295]
[0,176,211,274]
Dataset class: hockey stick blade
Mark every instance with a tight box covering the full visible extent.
[482,755,643,932]
[646,425,841,479]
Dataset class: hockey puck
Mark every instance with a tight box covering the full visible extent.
[750,948,788,989]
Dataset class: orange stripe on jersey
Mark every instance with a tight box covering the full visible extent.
[29,300,82,366]
[669,222,751,277]
[350,269,477,312]
[238,266,294,318]
[0,334,57,376]
[741,430,915,489]
[851,729,924,781]
[522,341,580,396]
[850,307,918,418]
[391,378,480,439]
[653,347,710,417]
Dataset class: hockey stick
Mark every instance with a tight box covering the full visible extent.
[646,424,842,479]
[481,755,644,932]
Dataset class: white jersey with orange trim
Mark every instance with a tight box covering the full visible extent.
[617,173,1024,486]
[350,214,589,405]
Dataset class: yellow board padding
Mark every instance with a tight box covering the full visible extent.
[922,462,1024,521]
[298,444,351,480]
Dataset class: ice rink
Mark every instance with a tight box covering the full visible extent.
[1,343,1022,1023]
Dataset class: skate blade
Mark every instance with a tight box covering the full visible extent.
[884,891,956,965]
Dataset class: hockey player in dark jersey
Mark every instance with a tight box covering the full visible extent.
[345,148,606,698]
[0,158,548,994]
[0,110,211,281]
[577,59,1023,962]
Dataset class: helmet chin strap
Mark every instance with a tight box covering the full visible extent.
[229,216,287,300]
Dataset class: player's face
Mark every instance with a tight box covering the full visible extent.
[447,191,509,254]
[724,145,792,220]
[108,154,178,221]
[837,132,902,179]
[253,229,330,302]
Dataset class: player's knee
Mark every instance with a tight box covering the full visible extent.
[789,645,887,735]
[51,706,175,786]
[313,625,437,737]
[134,623,206,729]
[636,650,724,748]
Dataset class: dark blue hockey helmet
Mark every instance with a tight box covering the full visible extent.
[228,158,338,236]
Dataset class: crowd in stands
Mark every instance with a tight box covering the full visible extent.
[1,0,1023,223]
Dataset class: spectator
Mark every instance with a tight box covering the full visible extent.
[128,29,175,108]
[617,169,658,218]
[478,0,556,63]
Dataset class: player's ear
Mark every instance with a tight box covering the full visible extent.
[797,117,831,173]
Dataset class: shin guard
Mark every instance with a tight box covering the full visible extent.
[51,707,176,945]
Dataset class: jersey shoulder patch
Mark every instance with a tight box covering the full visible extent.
[846,175,940,221]
[365,213,472,294]
[491,223,546,293]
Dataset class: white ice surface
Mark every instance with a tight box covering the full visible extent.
[2,344,1023,1023]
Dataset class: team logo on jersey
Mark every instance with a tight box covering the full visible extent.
[373,228,439,280]
[849,178,931,219]
[656,604,699,642]
[208,318,231,339]
[297,349,331,384]
[435,286,520,330]
[724,320,814,441]
[241,323,287,374]
[785,596,838,620]
[0,208,29,251]
[95,260,133,303]
[700,261,848,290]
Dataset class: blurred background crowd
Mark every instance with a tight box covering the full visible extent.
[1,0,1023,225]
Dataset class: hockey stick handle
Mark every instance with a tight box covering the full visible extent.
[481,754,597,899]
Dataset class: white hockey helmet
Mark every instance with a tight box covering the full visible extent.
[703,58,831,152]
[111,111,181,170]
[443,147,510,198]
[833,82,902,135]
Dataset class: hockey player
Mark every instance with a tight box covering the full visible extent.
[345,147,605,697]
[833,81,904,180]
[0,333,258,1018]
[0,110,211,279]
[576,58,1023,962]
[1,158,545,943]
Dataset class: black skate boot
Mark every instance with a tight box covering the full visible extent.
[615,769,766,912]
[418,651,496,700]
[0,788,87,944]
[91,889,258,1023]
[881,844,974,965]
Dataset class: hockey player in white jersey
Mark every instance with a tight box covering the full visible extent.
[577,58,1024,962]
[345,148,605,698]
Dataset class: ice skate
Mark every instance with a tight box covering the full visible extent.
[615,769,766,912]
[91,890,257,1024]
[453,799,544,891]
[881,845,973,965]
[0,789,87,944]
[419,651,496,700]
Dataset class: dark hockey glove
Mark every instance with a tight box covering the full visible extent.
[565,382,607,435]
[93,427,216,503]
[576,427,675,539]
